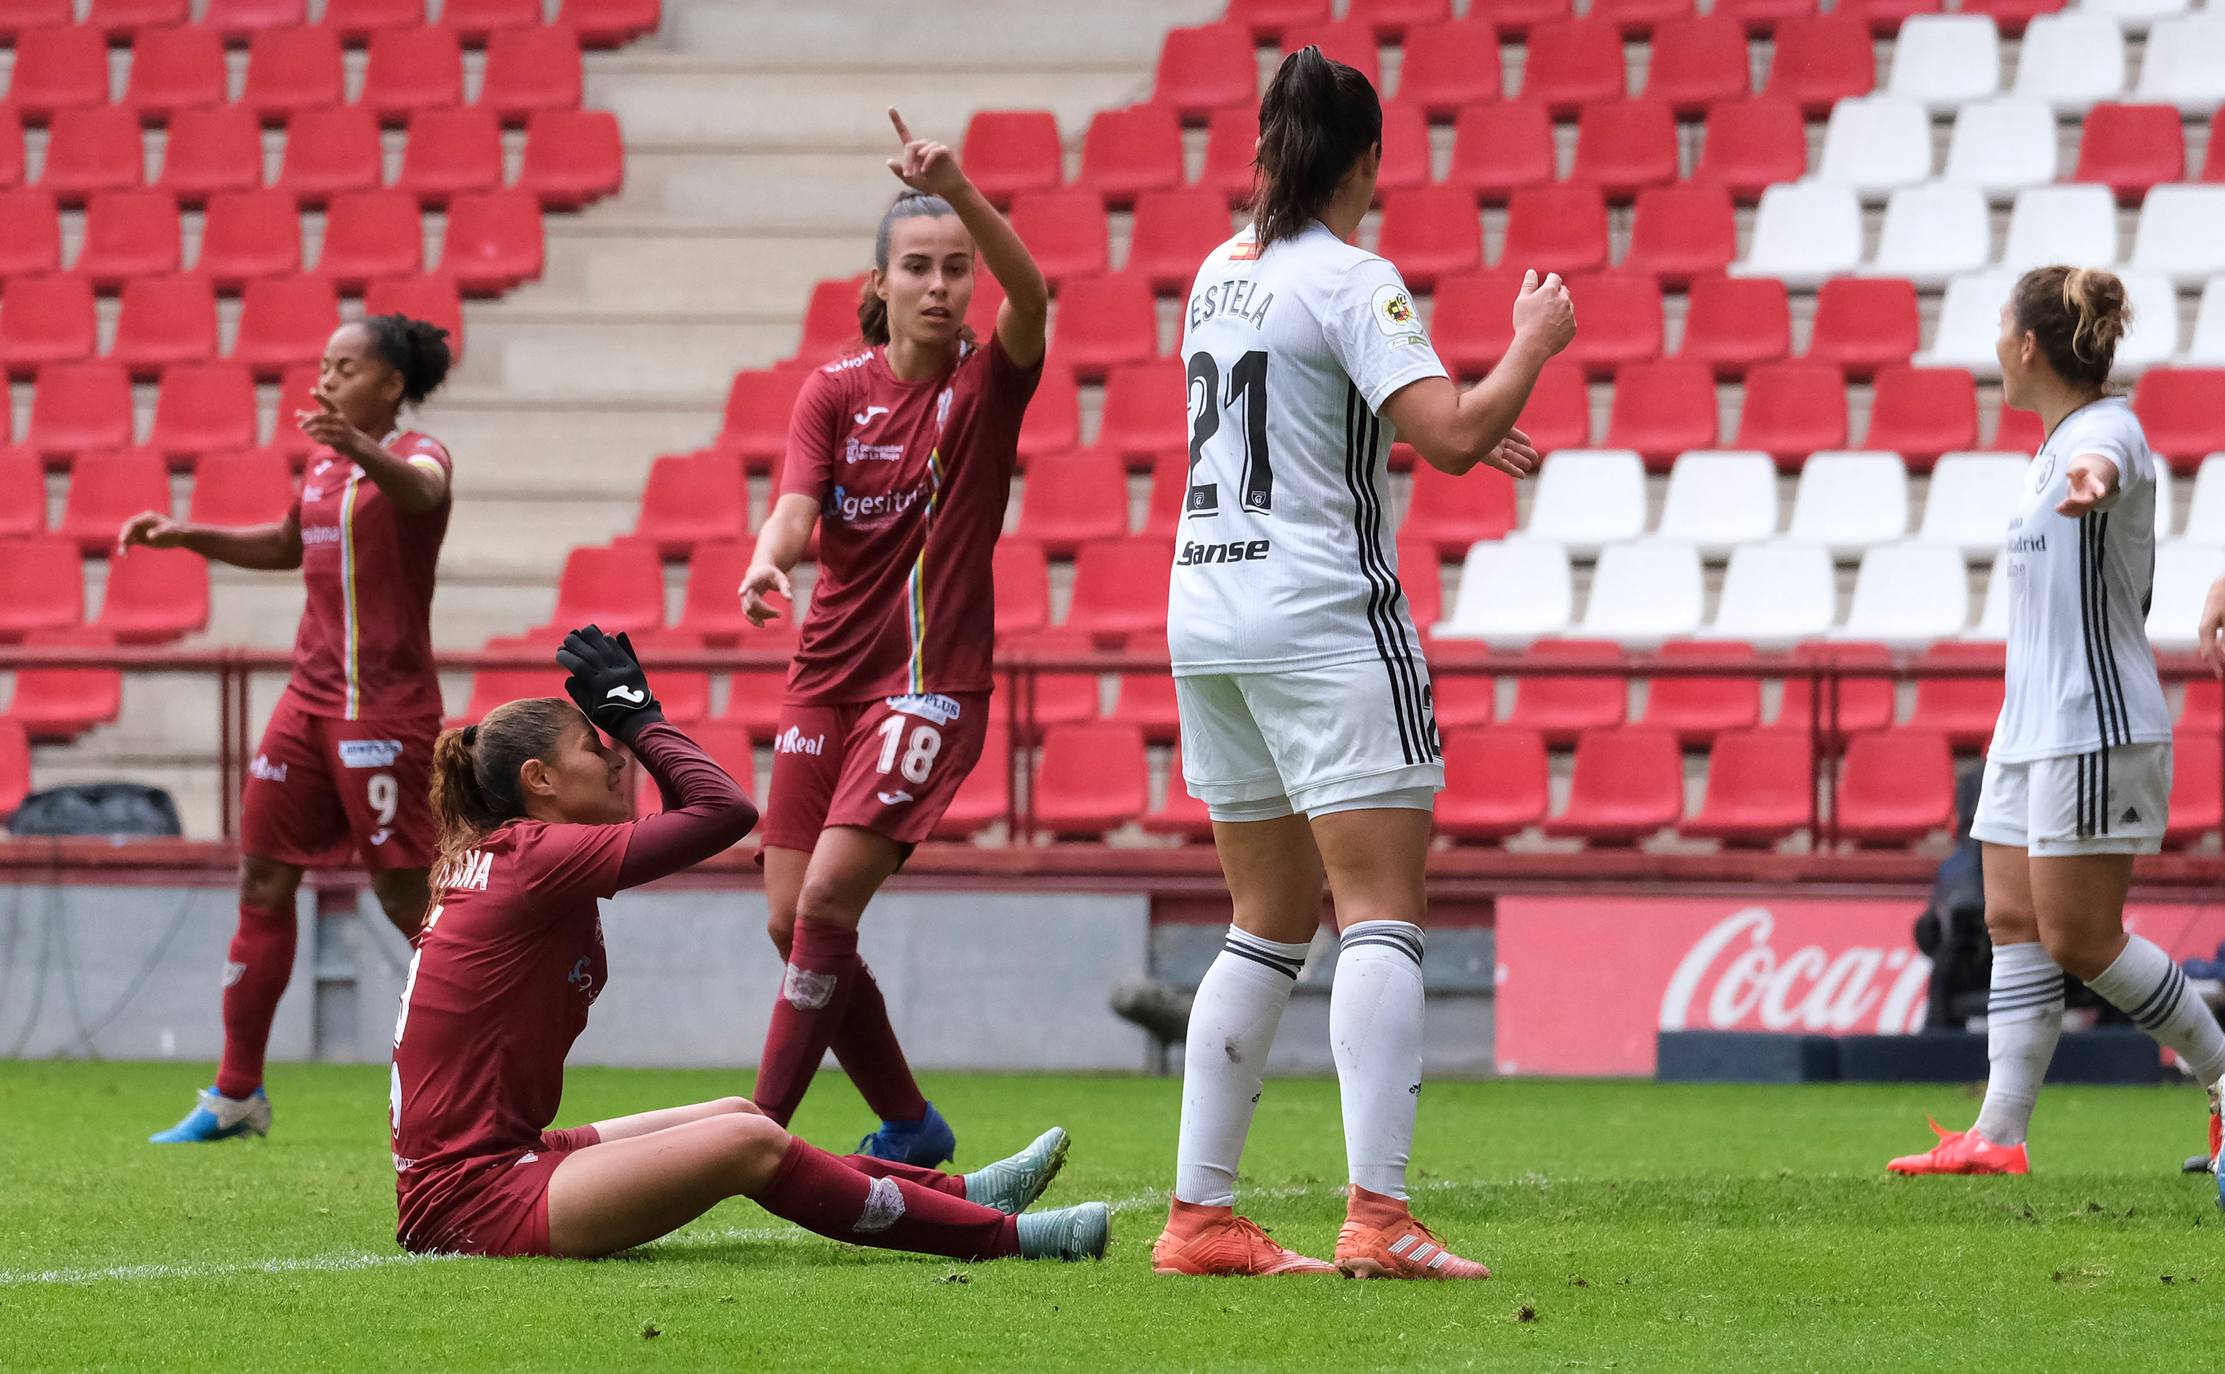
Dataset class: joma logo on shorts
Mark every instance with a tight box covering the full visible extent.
[1177,538,1271,567]
[775,727,825,755]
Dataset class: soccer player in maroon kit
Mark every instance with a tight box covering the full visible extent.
[736,110,1048,1165]
[391,626,1104,1261]
[125,315,457,1144]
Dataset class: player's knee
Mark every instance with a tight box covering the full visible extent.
[239,859,301,912]
[716,1112,790,1184]
[712,1096,756,1117]
[1982,902,2038,947]
[793,878,863,931]
[2037,924,2118,982]
[766,910,795,959]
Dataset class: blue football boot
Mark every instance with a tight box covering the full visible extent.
[149,1086,270,1143]
[856,1100,956,1167]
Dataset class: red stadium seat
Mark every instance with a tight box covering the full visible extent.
[1684,729,1812,845]
[1140,745,1214,842]
[204,0,308,41]
[1837,0,1942,31]
[187,447,295,526]
[148,362,258,457]
[621,628,711,726]
[274,105,382,204]
[1641,639,1762,744]
[0,0,72,39]
[992,537,1051,636]
[321,0,422,41]
[2202,118,2225,185]
[1603,359,1717,468]
[157,106,263,203]
[1437,726,1551,841]
[1692,97,1806,202]
[0,106,23,189]
[1051,274,1159,379]
[1372,100,1432,200]
[0,447,42,536]
[2133,369,2225,471]
[1428,647,1495,728]
[363,274,464,361]
[270,362,319,454]
[1445,101,1554,204]
[1428,267,1528,377]
[1009,188,1110,288]
[1991,406,2042,453]
[791,273,868,364]
[1517,361,1593,451]
[1064,536,1171,644]
[1503,638,1628,743]
[1713,0,1816,30]
[633,720,753,815]
[1904,640,2004,752]
[671,539,750,644]
[1835,727,1953,846]
[361,27,463,125]
[1017,363,1080,464]
[1678,275,1790,376]
[40,107,146,203]
[960,110,1062,208]
[1075,105,1183,208]
[1622,184,1736,285]
[1127,187,1231,291]
[319,189,424,288]
[1107,668,1182,743]
[559,0,663,49]
[121,26,226,125]
[1570,99,1678,201]
[28,362,133,458]
[1590,0,1695,34]
[1140,449,1190,538]
[1033,721,1147,837]
[1394,20,1501,117]
[1499,183,1608,276]
[4,625,123,741]
[2166,728,2222,849]
[550,542,664,634]
[1402,457,1517,557]
[442,188,544,294]
[1736,360,1848,464]
[9,27,110,122]
[716,367,808,467]
[2074,104,2185,206]
[462,633,571,722]
[2182,678,2221,729]
[233,273,340,375]
[1544,726,1684,844]
[1153,24,1257,122]
[1199,106,1260,206]
[477,27,582,124]
[1470,0,1573,35]
[935,726,1014,840]
[1561,272,1663,377]
[75,188,181,286]
[1095,360,1188,464]
[1644,15,1751,114]
[1375,186,1481,290]
[0,273,96,376]
[441,0,540,42]
[1807,277,1918,378]
[1350,0,1450,39]
[1763,13,1872,115]
[396,107,503,204]
[1774,641,1895,740]
[1863,365,1977,469]
[198,189,304,286]
[1398,538,1441,631]
[0,718,26,817]
[1280,20,1384,90]
[60,448,169,551]
[1016,452,1128,556]
[1225,0,1331,40]
[518,109,624,210]
[109,0,196,24]
[1956,0,2059,34]
[1519,19,1625,117]
[1005,625,1105,734]
[0,535,83,638]
[243,27,346,123]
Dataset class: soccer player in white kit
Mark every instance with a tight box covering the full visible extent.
[1149,47,1574,1278]
[1889,267,2225,1176]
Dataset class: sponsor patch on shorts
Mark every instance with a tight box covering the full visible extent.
[886,693,962,726]
[338,739,403,769]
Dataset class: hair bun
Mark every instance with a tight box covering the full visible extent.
[460,724,478,748]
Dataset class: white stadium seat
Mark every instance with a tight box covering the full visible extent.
[2000,184,2120,273]
[1917,271,2020,377]
[1703,541,1838,648]
[1917,452,2029,558]
[1866,183,1991,288]
[1435,538,1573,647]
[1812,98,1934,200]
[1885,16,2002,112]
[2011,14,2128,114]
[2075,0,2191,36]
[1835,543,1971,649]
[1575,540,1705,648]
[1524,449,1648,556]
[2132,16,2225,115]
[1939,100,2059,203]
[1731,183,1863,288]
[2183,455,2225,544]
[2113,270,2181,375]
[1657,450,1779,557]
[2148,541,2225,651]
[1964,556,2011,640]
[2131,185,2225,287]
[1787,451,1911,556]
[2184,277,2225,365]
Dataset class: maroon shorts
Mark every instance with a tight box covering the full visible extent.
[397,1126,599,1258]
[760,692,988,854]
[240,696,438,871]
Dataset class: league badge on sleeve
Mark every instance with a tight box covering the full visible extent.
[1372,283,1427,347]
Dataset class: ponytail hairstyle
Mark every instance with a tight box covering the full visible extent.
[361,312,455,406]
[2009,265,2131,392]
[857,191,974,348]
[1251,45,1383,251]
[428,697,580,886]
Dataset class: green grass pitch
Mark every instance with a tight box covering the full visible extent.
[4,1061,2223,1370]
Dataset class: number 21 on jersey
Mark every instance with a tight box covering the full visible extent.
[1186,350,1274,519]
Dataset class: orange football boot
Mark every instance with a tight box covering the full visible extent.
[1886,1117,2030,1175]
[1151,1199,1338,1277]
[1334,1186,1491,1280]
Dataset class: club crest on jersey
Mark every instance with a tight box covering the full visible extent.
[338,739,403,769]
[1373,283,1426,344]
[2032,455,2056,492]
[249,754,288,783]
[887,692,961,726]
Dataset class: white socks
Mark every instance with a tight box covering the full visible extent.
[1331,919,1427,1201]
[2087,935,2225,1087]
[1973,941,2064,1146]
[1173,927,1309,1208]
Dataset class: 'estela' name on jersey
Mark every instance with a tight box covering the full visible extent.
[1188,278,1276,332]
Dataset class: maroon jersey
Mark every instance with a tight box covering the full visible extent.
[287,432,452,721]
[778,335,1040,704]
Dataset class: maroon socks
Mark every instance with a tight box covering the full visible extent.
[214,903,294,1100]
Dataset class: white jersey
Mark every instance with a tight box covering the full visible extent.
[1989,396,2172,763]
[1166,221,1449,686]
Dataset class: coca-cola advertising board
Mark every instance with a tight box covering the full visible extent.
[1494,897,2225,1076]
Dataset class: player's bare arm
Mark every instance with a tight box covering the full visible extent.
[886,106,1048,368]
[740,493,820,628]
[1381,269,1574,477]
[295,393,448,514]
[118,507,305,571]
[2053,452,2120,519]
[2199,574,2225,679]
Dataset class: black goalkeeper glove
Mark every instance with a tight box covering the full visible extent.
[555,624,664,745]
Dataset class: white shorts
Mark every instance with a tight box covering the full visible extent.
[1969,742,2170,857]
[1174,657,1444,822]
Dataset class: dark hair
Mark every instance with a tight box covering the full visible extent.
[360,312,455,406]
[429,697,580,882]
[858,191,965,347]
[2009,265,2130,391]
[1251,46,1383,250]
